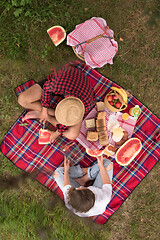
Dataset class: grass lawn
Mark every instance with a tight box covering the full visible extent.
[0,0,160,239]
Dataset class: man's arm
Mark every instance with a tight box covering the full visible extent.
[97,156,111,185]
[64,156,71,186]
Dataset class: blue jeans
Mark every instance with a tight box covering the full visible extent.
[55,159,113,190]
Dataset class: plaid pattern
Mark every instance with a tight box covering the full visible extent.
[41,65,95,112]
[76,108,136,151]
[59,142,86,165]
[56,124,68,134]
[41,65,95,133]
[15,79,36,96]
[1,62,160,225]
[67,17,118,68]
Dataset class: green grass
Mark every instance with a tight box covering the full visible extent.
[0,0,160,239]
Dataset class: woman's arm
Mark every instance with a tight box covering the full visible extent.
[64,156,71,186]
[40,107,49,123]
[97,156,111,185]
[41,80,53,109]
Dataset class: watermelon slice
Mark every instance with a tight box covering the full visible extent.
[47,26,66,46]
[38,129,51,145]
[115,138,142,166]
[86,148,104,157]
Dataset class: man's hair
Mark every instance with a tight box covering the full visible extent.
[67,187,95,213]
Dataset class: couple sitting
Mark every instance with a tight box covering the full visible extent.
[18,64,113,217]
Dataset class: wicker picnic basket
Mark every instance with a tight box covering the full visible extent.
[72,46,85,61]
[72,25,114,61]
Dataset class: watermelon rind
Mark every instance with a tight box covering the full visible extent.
[47,25,66,46]
[86,148,104,157]
[115,138,142,166]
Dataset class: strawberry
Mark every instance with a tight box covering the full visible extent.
[107,95,113,102]
[115,102,122,108]
[113,95,119,100]
[109,101,114,106]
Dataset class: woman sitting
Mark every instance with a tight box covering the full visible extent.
[18,64,95,142]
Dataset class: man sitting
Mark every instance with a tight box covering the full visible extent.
[54,155,113,217]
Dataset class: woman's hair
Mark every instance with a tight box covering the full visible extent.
[67,187,95,213]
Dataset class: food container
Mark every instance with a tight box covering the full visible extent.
[129,105,141,120]
[104,90,127,112]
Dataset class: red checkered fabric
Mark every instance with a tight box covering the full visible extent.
[41,65,95,112]
[67,17,118,68]
[41,65,95,133]
[41,65,96,133]
[77,110,136,151]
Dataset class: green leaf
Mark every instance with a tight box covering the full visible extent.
[20,0,26,6]
[12,0,19,7]
[14,8,23,17]
[24,10,31,17]
[5,4,12,12]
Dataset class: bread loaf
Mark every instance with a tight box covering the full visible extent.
[115,130,128,146]
[96,126,106,132]
[98,131,108,146]
[96,119,106,128]
[85,118,96,129]
[87,131,98,141]
[96,111,108,146]
[99,137,108,146]
[96,102,105,112]
[98,130,108,137]
[97,111,106,120]
[85,109,109,146]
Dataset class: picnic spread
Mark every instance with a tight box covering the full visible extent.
[1,17,160,224]
[1,61,160,224]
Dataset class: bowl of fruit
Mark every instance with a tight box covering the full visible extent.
[104,87,128,112]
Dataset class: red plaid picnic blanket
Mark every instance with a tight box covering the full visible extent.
[1,62,160,224]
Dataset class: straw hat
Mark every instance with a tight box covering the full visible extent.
[55,97,85,126]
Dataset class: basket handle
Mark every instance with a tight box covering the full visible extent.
[75,26,113,55]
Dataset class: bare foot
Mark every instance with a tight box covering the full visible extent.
[22,110,41,122]
[49,130,60,143]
